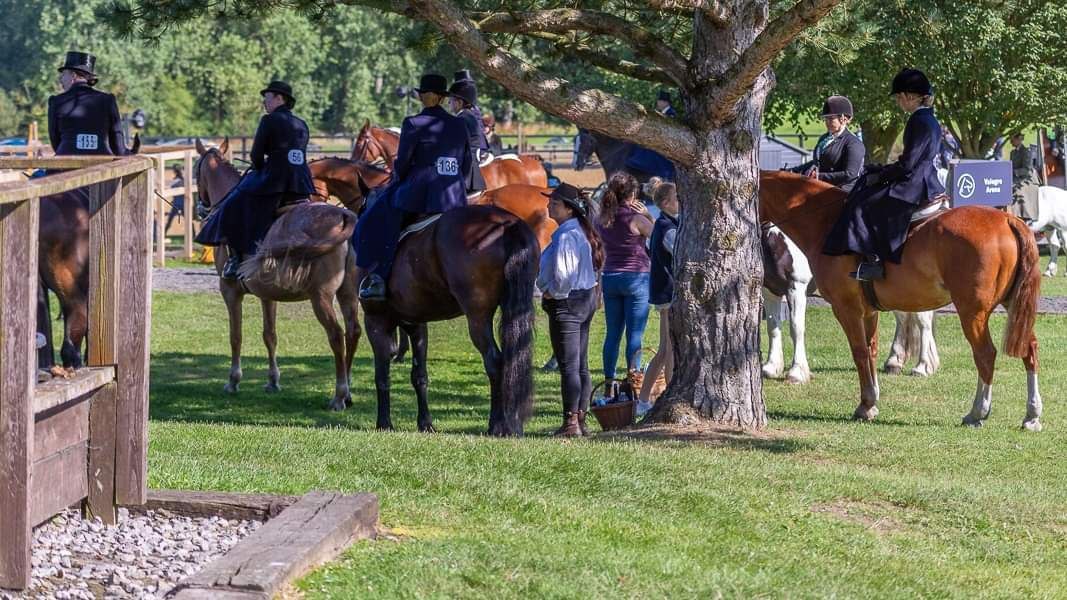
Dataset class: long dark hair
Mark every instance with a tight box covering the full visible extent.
[571,199,605,271]
[599,171,639,228]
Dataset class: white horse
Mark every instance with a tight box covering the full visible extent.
[761,226,941,382]
[1026,185,1067,277]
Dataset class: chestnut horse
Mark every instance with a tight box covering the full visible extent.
[194,139,362,409]
[760,171,1042,430]
[359,204,540,436]
[351,120,548,189]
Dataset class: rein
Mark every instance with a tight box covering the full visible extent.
[355,131,391,172]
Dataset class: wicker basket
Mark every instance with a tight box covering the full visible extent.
[589,380,635,431]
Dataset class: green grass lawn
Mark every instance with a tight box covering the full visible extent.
[147,291,1067,598]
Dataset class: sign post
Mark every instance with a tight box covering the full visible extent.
[949,160,1012,207]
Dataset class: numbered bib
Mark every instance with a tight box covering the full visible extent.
[287,149,305,165]
[75,134,99,150]
[436,156,459,176]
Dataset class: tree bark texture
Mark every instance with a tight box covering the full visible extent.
[860,120,901,164]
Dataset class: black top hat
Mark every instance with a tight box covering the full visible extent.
[454,69,474,83]
[58,51,97,77]
[657,89,673,104]
[449,80,478,107]
[415,74,449,96]
[260,81,296,106]
[542,183,588,216]
[890,68,933,96]
[821,95,854,118]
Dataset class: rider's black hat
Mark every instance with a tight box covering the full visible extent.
[657,89,673,104]
[260,81,296,107]
[58,51,98,84]
[543,183,588,217]
[890,68,933,96]
[415,74,448,96]
[449,80,478,107]
[821,95,854,118]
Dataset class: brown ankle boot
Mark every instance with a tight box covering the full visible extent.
[553,411,582,437]
[577,410,590,436]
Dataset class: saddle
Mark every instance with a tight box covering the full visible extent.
[478,152,521,168]
[910,194,950,223]
[398,213,442,242]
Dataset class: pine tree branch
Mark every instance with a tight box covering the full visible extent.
[645,0,730,26]
[527,33,675,85]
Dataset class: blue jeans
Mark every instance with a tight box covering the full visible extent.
[601,271,650,380]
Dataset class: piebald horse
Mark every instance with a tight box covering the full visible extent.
[1026,185,1067,277]
[760,171,1042,430]
[194,139,362,409]
[352,120,548,189]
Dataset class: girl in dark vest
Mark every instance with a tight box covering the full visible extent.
[48,51,128,157]
[538,183,604,437]
[597,172,654,396]
[823,69,946,280]
[637,181,680,415]
[788,96,865,192]
[195,81,316,279]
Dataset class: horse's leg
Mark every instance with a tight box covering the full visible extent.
[400,322,434,432]
[393,329,409,363]
[832,305,880,421]
[466,314,504,435]
[957,308,996,427]
[883,311,910,375]
[336,267,361,407]
[309,292,350,411]
[1044,228,1062,277]
[37,283,55,369]
[366,315,398,429]
[261,298,281,392]
[1022,334,1042,432]
[222,283,244,393]
[785,282,811,384]
[761,290,785,379]
[910,310,940,377]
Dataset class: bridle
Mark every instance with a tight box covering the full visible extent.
[355,130,390,171]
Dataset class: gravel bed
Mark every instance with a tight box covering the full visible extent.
[152,268,219,294]
[1,508,260,600]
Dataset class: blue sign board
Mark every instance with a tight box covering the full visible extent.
[949,160,1012,206]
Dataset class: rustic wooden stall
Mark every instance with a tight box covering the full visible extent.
[0,155,154,590]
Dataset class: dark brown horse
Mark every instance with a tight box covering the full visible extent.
[352,120,548,189]
[194,139,362,409]
[760,171,1042,430]
[359,204,540,436]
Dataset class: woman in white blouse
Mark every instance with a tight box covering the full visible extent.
[538,183,604,436]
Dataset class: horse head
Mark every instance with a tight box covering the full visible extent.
[573,129,596,171]
[193,137,237,217]
[353,121,397,169]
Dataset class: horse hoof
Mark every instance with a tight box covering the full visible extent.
[264,382,281,393]
[419,423,437,433]
[1022,419,1043,432]
[761,366,782,379]
[909,367,932,378]
[852,406,879,421]
[376,422,394,431]
[345,395,354,408]
[223,383,239,394]
[785,370,811,385]
[961,415,984,428]
[328,398,347,412]
[883,365,903,376]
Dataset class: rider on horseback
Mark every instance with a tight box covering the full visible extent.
[48,51,129,157]
[823,69,946,281]
[788,96,865,192]
[355,73,472,301]
[448,69,488,197]
[195,81,316,279]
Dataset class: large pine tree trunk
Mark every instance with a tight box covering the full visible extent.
[860,120,901,163]
[644,73,771,431]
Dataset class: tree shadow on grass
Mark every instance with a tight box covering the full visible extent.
[586,423,807,454]
[767,409,920,427]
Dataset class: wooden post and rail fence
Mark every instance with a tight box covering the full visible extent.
[0,155,153,591]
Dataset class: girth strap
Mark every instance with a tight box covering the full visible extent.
[860,279,885,312]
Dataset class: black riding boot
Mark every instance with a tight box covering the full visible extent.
[222,247,242,280]
[851,254,884,281]
[359,273,387,301]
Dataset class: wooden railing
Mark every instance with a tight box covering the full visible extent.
[0,156,154,590]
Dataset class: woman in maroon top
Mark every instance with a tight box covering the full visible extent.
[596,172,654,392]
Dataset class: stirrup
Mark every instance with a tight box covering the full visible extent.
[222,252,242,280]
[359,274,387,301]
[850,257,884,281]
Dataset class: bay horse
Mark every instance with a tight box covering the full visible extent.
[359,204,540,436]
[573,128,657,186]
[194,139,362,408]
[760,171,1042,430]
[352,120,548,189]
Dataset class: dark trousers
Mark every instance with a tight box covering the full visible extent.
[823,183,916,264]
[353,188,417,280]
[542,288,598,414]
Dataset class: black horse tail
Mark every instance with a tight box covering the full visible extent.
[498,219,539,435]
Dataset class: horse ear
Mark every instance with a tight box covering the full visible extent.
[219,137,230,157]
[195,138,207,155]
[361,119,370,133]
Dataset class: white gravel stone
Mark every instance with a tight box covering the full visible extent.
[3,508,260,599]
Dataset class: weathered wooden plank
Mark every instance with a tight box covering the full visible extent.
[33,399,89,461]
[183,150,195,259]
[115,170,152,506]
[86,382,117,524]
[179,492,378,595]
[168,588,270,600]
[126,490,299,522]
[155,156,167,265]
[0,196,39,590]
[32,366,115,415]
[0,156,154,205]
[0,156,115,169]
[29,442,88,527]
[87,180,121,367]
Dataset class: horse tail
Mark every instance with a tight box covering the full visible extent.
[1004,216,1040,358]
[498,220,539,434]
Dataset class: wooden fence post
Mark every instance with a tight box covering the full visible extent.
[115,169,152,506]
[0,196,40,590]
[155,156,166,266]
[184,150,195,259]
[85,180,122,524]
